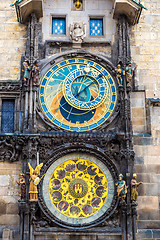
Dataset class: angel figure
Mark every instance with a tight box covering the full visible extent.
[70,22,86,43]
[28,163,43,201]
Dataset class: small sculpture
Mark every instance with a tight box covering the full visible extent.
[16,173,26,201]
[74,0,82,10]
[115,64,125,86]
[28,163,43,201]
[125,61,137,88]
[131,173,143,202]
[23,60,31,86]
[70,22,86,44]
[116,174,128,201]
[32,60,40,86]
[10,0,21,7]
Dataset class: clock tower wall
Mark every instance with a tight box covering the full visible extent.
[0,0,160,239]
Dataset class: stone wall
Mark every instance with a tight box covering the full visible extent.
[130,0,160,99]
[0,0,160,239]
[0,0,26,81]
[0,161,22,239]
[130,1,160,237]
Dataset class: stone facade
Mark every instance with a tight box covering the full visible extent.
[0,0,160,240]
[130,1,160,237]
[0,0,26,81]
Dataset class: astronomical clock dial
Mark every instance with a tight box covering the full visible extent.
[39,58,117,132]
[41,153,115,227]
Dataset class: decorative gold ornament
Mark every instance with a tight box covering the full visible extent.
[74,0,82,10]
[69,179,88,198]
[84,64,90,73]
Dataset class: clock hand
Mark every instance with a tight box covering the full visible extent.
[55,75,102,111]
[55,101,67,111]
[55,92,78,112]
[77,76,85,94]
[75,74,103,97]
[66,106,73,120]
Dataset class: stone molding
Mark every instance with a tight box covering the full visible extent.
[113,0,142,25]
[16,0,43,23]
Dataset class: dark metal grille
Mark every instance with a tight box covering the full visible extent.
[1,99,15,133]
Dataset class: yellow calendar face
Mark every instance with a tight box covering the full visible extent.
[49,159,108,218]
[42,153,115,227]
[39,58,117,131]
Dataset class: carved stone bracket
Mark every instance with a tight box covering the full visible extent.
[0,136,25,162]
[113,0,143,25]
[14,0,43,24]
[0,82,21,92]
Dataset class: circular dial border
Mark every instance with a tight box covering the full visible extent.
[42,153,115,226]
[39,58,117,132]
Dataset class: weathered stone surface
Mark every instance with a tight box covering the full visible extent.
[34,235,121,240]
[0,215,19,226]
[2,228,13,240]
[134,164,146,173]
[138,209,159,220]
[0,0,26,81]
[137,229,152,239]
[153,230,160,238]
[0,176,9,186]
[0,202,6,215]
[6,203,18,215]
[136,173,150,183]
[137,196,159,210]
[138,220,160,229]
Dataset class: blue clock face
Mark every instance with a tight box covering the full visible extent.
[39,58,117,132]
[63,68,107,110]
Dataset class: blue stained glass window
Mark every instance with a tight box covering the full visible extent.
[52,18,66,35]
[90,19,103,36]
[1,99,15,133]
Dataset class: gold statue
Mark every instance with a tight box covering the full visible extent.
[115,64,125,86]
[74,0,82,10]
[131,173,143,202]
[28,163,43,201]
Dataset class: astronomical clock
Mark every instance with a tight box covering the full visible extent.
[39,57,118,132]
[37,53,120,229]
[5,0,142,238]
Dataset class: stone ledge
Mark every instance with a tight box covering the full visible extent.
[15,0,43,23]
[113,0,142,25]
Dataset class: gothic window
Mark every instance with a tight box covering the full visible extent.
[1,99,15,133]
[52,17,66,35]
[90,18,103,36]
